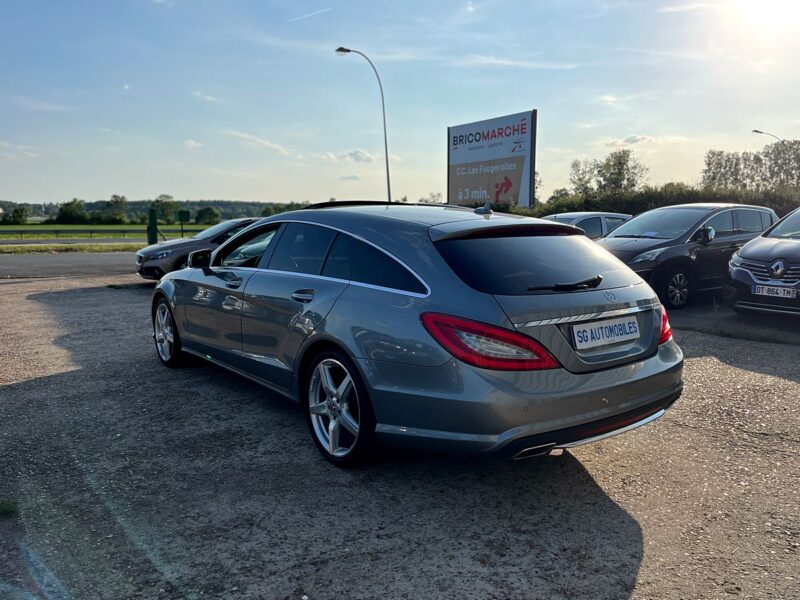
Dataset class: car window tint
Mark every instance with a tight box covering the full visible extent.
[705,211,734,237]
[576,217,602,238]
[219,223,250,240]
[606,217,627,233]
[350,238,426,294]
[269,223,336,275]
[436,234,638,295]
[321,234,350,280]
[220,229,277,267]
[736,209,765,233]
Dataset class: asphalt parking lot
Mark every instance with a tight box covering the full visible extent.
[1,270,799,599]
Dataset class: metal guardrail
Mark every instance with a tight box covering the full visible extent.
[0,227,205,239]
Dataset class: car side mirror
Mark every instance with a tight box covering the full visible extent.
[188,249,211,269]
[695,226,715,244]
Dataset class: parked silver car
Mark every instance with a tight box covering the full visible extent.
[151,202,683,466]
[542,212,632,239]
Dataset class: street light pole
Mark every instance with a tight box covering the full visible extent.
[752,129,784,142]
[336,47,392,202]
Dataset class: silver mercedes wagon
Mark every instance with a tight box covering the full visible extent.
[151,201,683,466]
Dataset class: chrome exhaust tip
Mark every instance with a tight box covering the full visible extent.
[513,443,556,460]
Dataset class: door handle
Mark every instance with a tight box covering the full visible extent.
[291,289,315,303]
[226,278,242,289]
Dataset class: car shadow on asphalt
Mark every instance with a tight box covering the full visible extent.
[0,283,645,599]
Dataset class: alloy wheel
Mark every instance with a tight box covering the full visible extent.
[154,303,175,362]
[308,358,361,458]
[667,272,690,307]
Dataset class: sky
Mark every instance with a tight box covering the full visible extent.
[1,0,799,204]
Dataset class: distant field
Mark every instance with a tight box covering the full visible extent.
[0,224,205,241]
[0,243,142,254]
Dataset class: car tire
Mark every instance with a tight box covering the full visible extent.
[303,349,376,467]
[153,298,184,367]
[660,268,692,309]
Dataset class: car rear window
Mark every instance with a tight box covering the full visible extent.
[435,234,639,295]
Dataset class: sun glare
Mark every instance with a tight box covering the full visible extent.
[732,0,800,31]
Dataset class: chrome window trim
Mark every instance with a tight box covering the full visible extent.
[515,301,661,328]
[259,268,430,299]
[684,207,770,243]
[257,218,432,297]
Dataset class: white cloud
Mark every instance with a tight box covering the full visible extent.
[656,2,719,13]
[600,134,688,148]
[193,91,219,103]
[123,83,132,91]
[342,149,375,163]
[225,130,290,155]
[12,96,73,113]
[455,55,580,70]
[0,139,37,161]
[288,7,331,23]
[339,174,361,181]
[183,139,203,150]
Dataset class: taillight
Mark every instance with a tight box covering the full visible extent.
[658,306,673,345]
[420,312,559,371]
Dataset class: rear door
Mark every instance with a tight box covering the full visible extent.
[182,226,280,364]
[434,232,662,374]
[240,223,349,389]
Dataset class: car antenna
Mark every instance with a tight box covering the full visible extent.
[474,202,493,216]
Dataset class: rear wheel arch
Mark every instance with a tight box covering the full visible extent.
[295,338,362,398]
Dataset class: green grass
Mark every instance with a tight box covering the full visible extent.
[0,498,18,518]
[0,243,142,254]
[0,224,204,231]
[0,224,204,243]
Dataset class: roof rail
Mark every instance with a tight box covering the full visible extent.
[307,200,455,210]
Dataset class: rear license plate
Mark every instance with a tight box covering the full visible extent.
[752,285,797,299]
[573,316,640,350]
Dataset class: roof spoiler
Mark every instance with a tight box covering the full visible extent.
[307,200,455,210]
[429,221,582,242]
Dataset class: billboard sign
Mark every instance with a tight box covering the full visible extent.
[447,110,537,207]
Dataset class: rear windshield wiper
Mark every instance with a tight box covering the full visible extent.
[527,274,603,292]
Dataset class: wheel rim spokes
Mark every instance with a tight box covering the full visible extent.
[668,274,688,305]
[309,359,360,458]
[155,304,173,361]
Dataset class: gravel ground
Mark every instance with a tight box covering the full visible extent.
[0,275,798,600]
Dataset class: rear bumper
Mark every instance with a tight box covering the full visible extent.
[361,339,683,454]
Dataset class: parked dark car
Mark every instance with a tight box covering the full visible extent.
[151,201,683,466]
[597,203,778,309]
[136,218,258,280]
[542,212,631,239]
[728,207,800,316]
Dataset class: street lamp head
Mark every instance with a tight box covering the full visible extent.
[335,47,351,55]
[752,129,764,134]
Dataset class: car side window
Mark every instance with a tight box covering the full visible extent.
[760,211,774,230]
[704,211,735,237]
[576,217,603,239]
[218,228,278,268]
[321,234,350,280]
[268,223,336,275]
[606,217,627,233]
[350,238,426,294]
[736,209,765,234]
[217,223,250,242]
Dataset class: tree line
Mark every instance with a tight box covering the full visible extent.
[2,140,797,225]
